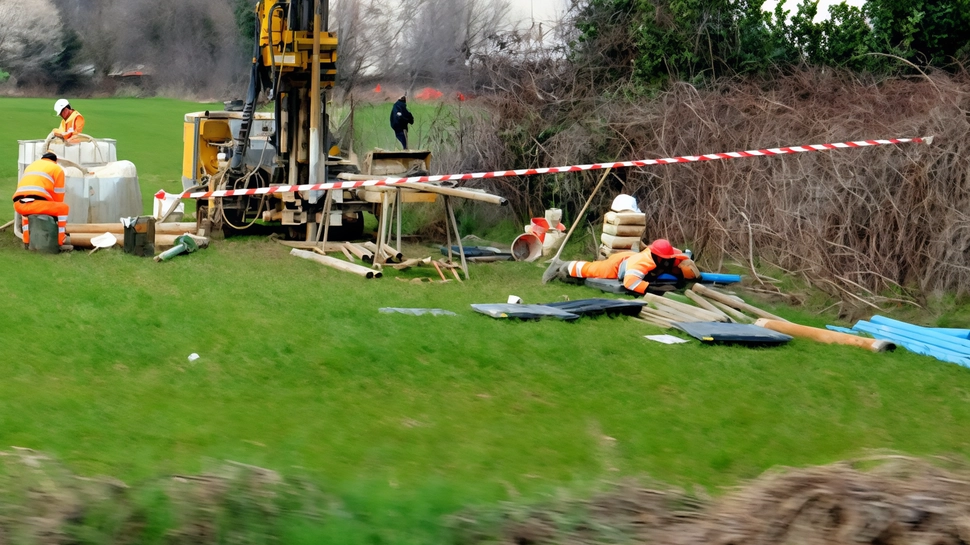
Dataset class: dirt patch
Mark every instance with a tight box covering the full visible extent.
[451,455,970,545]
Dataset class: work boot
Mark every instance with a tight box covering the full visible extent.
[541,258,564,284]
[60,244,74,252]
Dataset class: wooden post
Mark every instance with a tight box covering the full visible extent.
[692,283,789,322]
[684,289,734,322]
[444,196,469,280]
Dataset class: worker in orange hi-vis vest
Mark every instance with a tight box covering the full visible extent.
[13,152,70,247]
[52,99,85,143]
[543,238,699,294]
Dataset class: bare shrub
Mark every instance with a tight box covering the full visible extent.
[461,64,970,305]
[451,454,970,545]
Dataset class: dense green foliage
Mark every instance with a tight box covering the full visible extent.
[571,0,970,87]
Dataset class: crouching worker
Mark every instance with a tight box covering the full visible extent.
[13,152,70,250]
[543,238,699,294]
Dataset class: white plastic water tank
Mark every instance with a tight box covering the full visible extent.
[18,139,118,178]
[14,139,142,237]
[64,161,143,224]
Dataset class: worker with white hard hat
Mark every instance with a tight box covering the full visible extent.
[52,98,85,143]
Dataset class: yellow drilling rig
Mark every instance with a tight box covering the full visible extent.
[180,0,430,240]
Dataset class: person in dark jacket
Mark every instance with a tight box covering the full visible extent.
[390,95,414,149]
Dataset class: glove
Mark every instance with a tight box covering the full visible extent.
[680,258,700,278]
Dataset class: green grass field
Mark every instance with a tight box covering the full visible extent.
[2,97,970,543]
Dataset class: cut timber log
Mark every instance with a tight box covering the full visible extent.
[67,222,198,235]
[705,298,754,323]
[692,283,789,322]
[642,304,699,324]
[362,241,402,262]
[344,242,374,264]
[684,290,734,322]
[390,257,431,270]
[644,292,727,322]
[635,315,674,329]
[67,233,208,250]
[273,239,347,252]
[340,245,355,262]
[755,318,894,353]
[66,233,120,249]
[290,248,381,278]
[640,307,684,326]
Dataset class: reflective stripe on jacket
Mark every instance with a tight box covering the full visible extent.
[13,159,66,203]
[58,110,85,139]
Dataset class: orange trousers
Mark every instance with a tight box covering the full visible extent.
[565,251,635,279]
[15,200,70,245]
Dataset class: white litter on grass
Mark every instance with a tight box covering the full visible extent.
[379,308,457,316]
[644,334,689,345]
[187,353,200,362]
[507,295,523,304]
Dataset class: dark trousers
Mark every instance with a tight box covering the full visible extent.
[394,129,408,149]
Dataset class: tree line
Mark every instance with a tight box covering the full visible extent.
[0,0,520,97]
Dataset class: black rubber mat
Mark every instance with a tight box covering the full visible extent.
[673,322,793,345]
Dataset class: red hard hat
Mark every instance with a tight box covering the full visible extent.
[649,239,676,259]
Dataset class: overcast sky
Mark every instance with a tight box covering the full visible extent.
[508,0,868,25]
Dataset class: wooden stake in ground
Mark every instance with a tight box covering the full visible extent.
[0,219,15,232]
[548,168,613,264]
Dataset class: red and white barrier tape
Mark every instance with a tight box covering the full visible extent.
[157,136,929,201]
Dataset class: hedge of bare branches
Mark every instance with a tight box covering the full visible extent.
[465,63,970,304]
[451,455,970,545]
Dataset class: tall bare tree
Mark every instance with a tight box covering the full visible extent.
[0,0,64,81]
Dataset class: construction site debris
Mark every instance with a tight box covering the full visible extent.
[852,315,970,368]
[378,308,457,316]
[755,318,894,352]
[68,222,197,235]
[154,234,200,262]
[290,248,382,278]
[644,334,690,344]
[692,283,788,322]
[673,322,792,345]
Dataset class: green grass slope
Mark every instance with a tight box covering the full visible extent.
[1,98,970,543]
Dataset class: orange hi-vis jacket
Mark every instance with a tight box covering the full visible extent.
[565,247,698,294]
[13,158,70,245]
[14,158,66,204]
[55,110,85,140]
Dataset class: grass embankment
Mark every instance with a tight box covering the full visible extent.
[1,97,970,543]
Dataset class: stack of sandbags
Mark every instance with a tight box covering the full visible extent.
[599,211,646,259]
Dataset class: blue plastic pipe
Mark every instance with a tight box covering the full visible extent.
[656,272,742,284]
[852,321,970,368]
[869,315,970,352]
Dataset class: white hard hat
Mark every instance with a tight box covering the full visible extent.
[54,98,70,114]
[610,194,640,213]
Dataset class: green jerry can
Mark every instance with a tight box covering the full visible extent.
[27,214,60,254]
[123,216,155,257]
